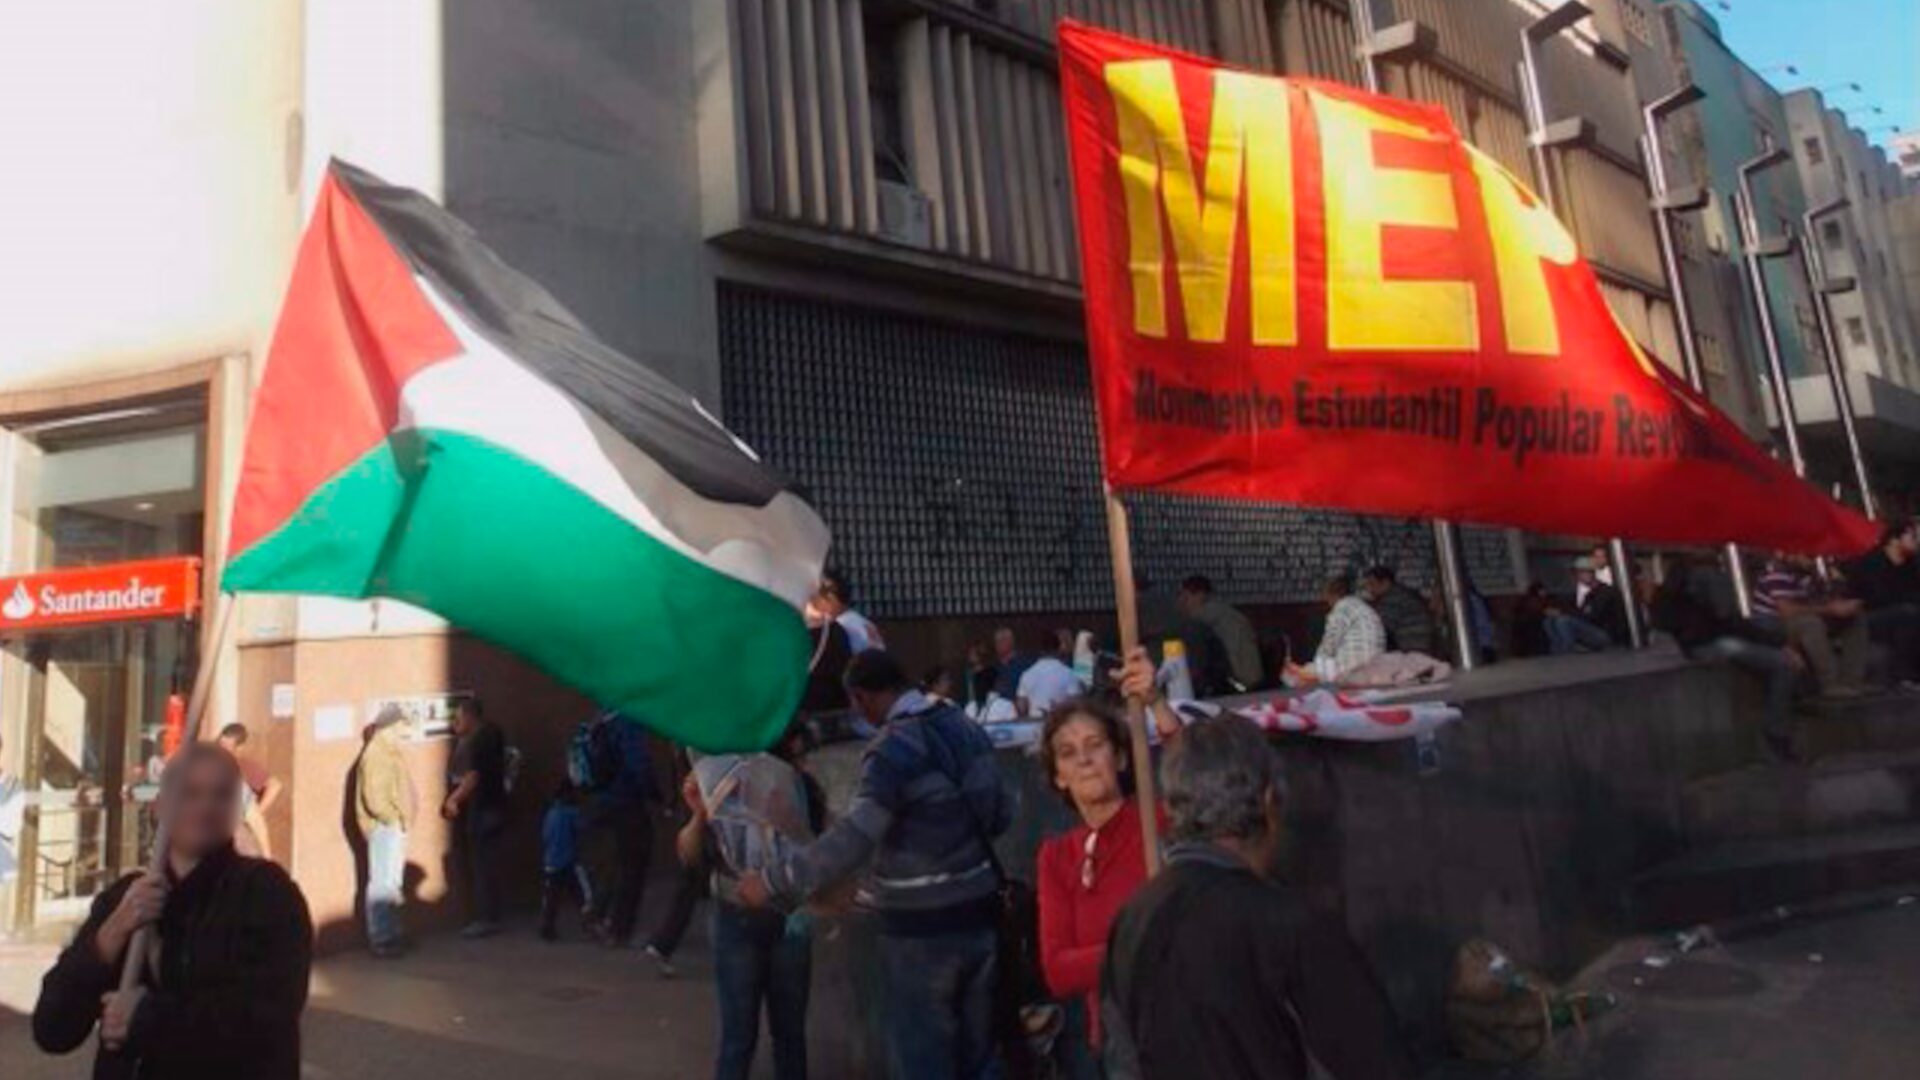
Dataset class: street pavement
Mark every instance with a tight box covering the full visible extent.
[1433,894,1920,1080]
[3,896,1918,1078]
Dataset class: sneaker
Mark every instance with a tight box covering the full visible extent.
[460,920,502,940]
[644,943,678,979]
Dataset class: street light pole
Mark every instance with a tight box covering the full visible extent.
[1519,1,1647,648]
[1733,149,1811,479]
[1641,85,1755,616]
[1348,1,1479,668]
[1800,197,1878,518]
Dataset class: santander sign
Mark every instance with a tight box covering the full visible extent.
[0,557,201,633]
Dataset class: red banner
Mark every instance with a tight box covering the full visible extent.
[1059,24,1875,556]
[0,557,202,634]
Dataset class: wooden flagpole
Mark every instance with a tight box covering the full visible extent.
[1103,488,1163,878]
[113,592,238,1017]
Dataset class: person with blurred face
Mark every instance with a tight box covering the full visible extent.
[34,742,313,1078]
[1035,651,1180,1074]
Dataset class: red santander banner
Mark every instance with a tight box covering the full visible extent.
[0,558,202,634]
[1058,23,1876,556]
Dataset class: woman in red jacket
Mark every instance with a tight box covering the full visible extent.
[1035,650,1180,1073]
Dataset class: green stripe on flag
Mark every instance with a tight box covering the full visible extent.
[224,431,810,752]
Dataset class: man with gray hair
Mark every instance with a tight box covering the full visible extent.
[1100,716,1410,1080]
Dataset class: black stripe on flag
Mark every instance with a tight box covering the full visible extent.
[329,159,792,510]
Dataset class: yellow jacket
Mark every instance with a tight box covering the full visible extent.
[355,730,416,835]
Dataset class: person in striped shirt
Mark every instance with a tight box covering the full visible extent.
[1752,555,1871,698]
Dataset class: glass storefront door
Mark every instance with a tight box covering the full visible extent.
[2,390,206,934]
[6,621,186,928]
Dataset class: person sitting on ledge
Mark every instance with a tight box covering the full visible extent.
[1753,553,1871,699]
[1652,554,1802,761]
[1176,575,1264,691]
[1840,518,1920,689]
[1359,565,1439,658]
[1286,573,1386,687]
[1545,555,1629,655]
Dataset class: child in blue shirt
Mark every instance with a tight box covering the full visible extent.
[539,780,596,941]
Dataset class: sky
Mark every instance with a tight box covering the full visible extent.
[1709,0,1918,151]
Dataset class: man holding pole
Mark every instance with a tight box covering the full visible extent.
[32,741,313,1078]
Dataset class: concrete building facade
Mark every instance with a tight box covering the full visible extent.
[1784,90,1920,390]
[1652,2,1820,420]
[0,0,1707,943]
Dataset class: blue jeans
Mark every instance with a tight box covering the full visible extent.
[365,824,406,948]
[1696,636,1795,738]
[880,926,1003,1080]
[712,902,811,1080]
[1546,613,1613,655]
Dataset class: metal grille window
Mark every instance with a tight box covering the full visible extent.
[718,284,1517,618]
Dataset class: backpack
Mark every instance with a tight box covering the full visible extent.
[567,712,623,791]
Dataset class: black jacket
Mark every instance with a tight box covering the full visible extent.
[1102,844,1412,1080]
[34,844,313,1080]
[1578,582,1631,646]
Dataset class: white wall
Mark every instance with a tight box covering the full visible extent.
[0,0,303,395]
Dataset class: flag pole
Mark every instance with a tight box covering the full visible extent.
[1103,487,1163,878]
[188,592,238,743]
[116,591,237,1014]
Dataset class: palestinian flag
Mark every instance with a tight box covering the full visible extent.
[225,161,830,752]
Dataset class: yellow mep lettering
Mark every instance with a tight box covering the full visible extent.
[1106,61,1296,345]
[1466,145,1577,356]
[1310,90,1477,352]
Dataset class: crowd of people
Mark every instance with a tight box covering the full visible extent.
[28,518,1920,1079]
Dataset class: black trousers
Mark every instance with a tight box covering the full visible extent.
[1867,604,1920,681]
[592,797,654,942]
[461,806,505,924]
[647,856,709,958]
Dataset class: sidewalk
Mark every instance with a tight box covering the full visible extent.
[5,897,1919,1078]
[1,920,731,1080]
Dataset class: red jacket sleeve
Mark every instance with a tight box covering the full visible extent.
[1037,834,1105,1000]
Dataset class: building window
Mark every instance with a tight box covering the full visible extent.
[1621,0,1654,45]
[1822,220,1844,250]
[1846,317,1868,347]
[864,15,910,185]
[1673,215,1699,260]
[1803,136,1824,165]
[1699,332,1727,376]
